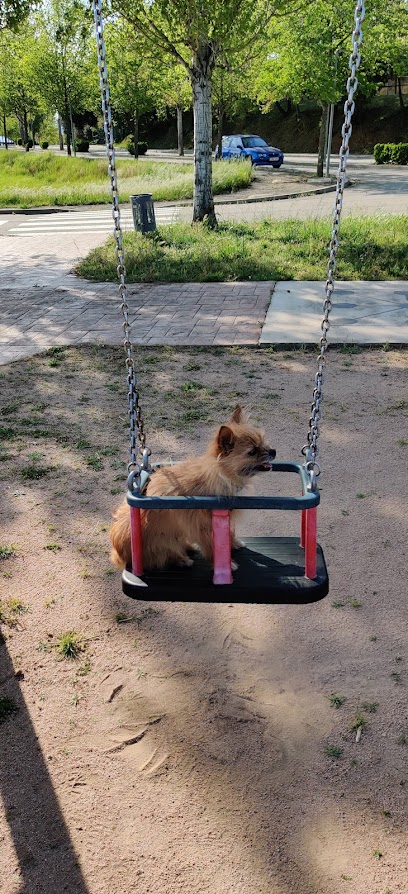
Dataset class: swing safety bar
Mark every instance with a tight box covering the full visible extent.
[127,462,320,584]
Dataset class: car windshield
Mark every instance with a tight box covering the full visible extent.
[241,137,268,148]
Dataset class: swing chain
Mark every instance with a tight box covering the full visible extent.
[303,0,365,484]
[92,0,149,480]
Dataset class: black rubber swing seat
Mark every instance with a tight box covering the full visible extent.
[122,461,329,604]
[122,535,329,604]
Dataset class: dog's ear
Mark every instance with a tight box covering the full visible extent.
[230,404,243,424]
[217,425,235,455]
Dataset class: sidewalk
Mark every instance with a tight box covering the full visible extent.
[1,279,407,365]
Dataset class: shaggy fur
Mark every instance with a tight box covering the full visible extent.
[110,406,276,571]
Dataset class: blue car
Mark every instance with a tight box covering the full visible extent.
[219,134,284,167]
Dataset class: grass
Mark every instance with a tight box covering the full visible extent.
[0,544,16,560]
[0,597,28,626]
[327,693,346,708]
[0,151,253,208]
[325,744,343,760]
[55,630,84,660]
[76,216,408,283]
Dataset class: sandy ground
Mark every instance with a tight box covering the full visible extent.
[1,344,407,894]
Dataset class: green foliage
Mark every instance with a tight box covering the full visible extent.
[55,630,84,659]
[41,140,49,149]
[76,140,89,153]
[374,142,408,165]
[127,139,148,157]
[254,0,408,111]
[0,0,31,31]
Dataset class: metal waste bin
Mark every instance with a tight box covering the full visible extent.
[130,194,156,234]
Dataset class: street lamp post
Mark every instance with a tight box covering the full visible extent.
[325,49,340,178]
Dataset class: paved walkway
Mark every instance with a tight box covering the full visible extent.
[1,280,407,365]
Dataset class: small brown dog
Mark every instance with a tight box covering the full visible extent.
[110,406,276,571]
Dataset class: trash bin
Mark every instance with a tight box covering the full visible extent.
[130,194,156,234]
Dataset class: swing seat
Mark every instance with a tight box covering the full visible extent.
[122,536,329,604]
[122,462,329,605]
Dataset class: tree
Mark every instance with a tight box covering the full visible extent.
[0,0,31,31]
[0,27,45,145]
[253,0,408,176]
[113,0,290,224]
[154,62,191,156]
[105,19,158,158]
[31,0,99,155]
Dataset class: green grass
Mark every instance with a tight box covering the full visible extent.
[0,544,16,560]
[0,151,253,208]
[76,216,408,283]
[55,630,84,660]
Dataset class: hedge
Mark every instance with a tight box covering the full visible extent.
[374,143,408,165]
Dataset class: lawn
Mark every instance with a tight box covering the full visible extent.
[76,215,408,282]
[0,151,253,208]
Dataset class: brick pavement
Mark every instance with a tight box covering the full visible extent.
[0,281,273,364]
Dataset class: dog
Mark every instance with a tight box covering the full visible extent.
[109,405,276,571]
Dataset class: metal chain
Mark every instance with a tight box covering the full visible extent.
[302,0,365,487]
[91,0,149,479]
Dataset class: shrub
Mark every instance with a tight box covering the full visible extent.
[374,142,408,165]
[391,143,408,165]
[41,141,49,150]
[76,140,89,153]
[17,138,22,146]
[127,139,148,157]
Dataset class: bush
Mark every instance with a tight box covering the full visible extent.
[374,142,408,165]
[391,143,408,165]
[17,138,22,146]
[76,140,89,153]
[41,141,49,150]
[127,139,148,157]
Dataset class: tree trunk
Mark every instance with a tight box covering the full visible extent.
[317,103,329,178]
[176,105,184,156]
[57,115,64,150]
[191,48,216,226]
[23,108,29,144]
[133,109,139,159]
[3,114,8,149]
[398,78,404,109]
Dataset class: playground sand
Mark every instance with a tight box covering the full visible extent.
[1,345,407,894]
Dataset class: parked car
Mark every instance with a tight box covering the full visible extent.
[0,136,15,147]
[217,134,283,167]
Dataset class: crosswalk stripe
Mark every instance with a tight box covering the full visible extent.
[7,207,180,236]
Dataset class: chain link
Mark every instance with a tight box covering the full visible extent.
[303,0,365,482]
[91,0,149,480]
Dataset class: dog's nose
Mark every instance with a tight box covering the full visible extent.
[269,449,276,460]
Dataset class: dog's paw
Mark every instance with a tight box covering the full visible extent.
[179,555,194,567]
[232,538,245,550]
[231,560,239,572]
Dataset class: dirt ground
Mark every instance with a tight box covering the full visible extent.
[1,344,407,894]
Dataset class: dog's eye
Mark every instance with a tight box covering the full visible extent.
[247,446,257,456]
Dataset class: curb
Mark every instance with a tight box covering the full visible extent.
[0,181,345,217]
